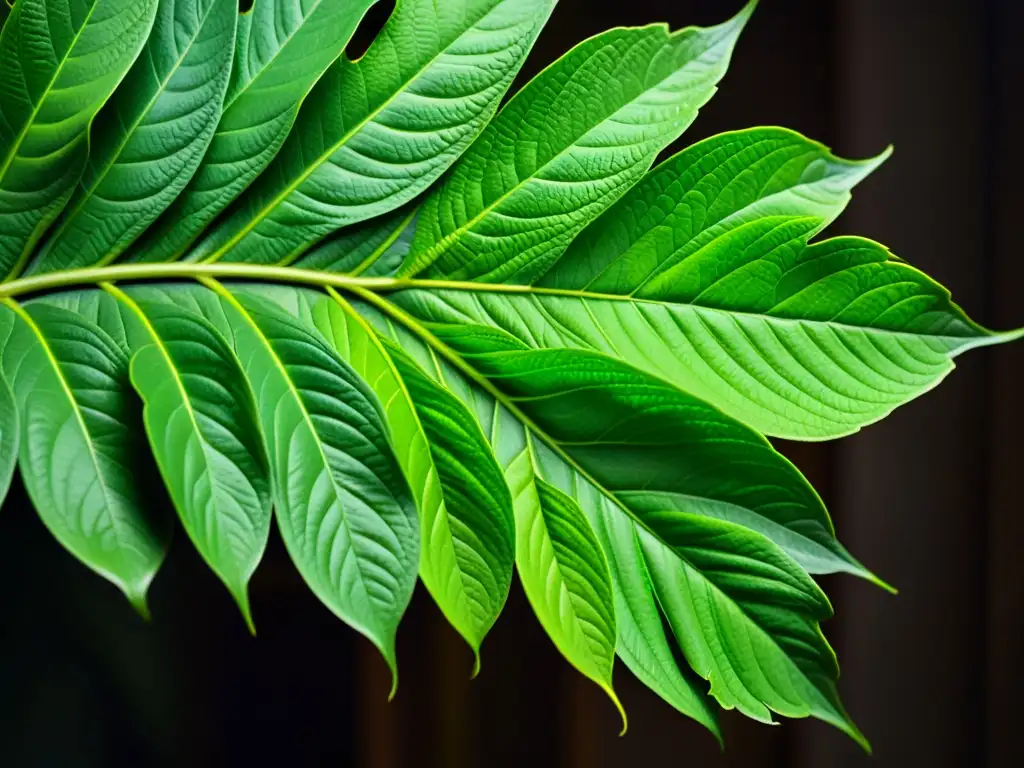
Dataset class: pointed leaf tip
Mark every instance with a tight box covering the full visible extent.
[470,649,482,680]
[601,684,629,737]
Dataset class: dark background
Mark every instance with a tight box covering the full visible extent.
[1,0,1021,765]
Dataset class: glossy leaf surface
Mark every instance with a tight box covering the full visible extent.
[0,298,169,611]
[215,285,419,682]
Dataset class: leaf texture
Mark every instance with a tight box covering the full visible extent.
[134,0,378,262]
[358,298,715,734]
[193,0,556,267]
[398,1,754,283]
[116,288,271,629]
[29,0,238,274]
[0,0,158,279]
[294,205,418,276]
[210,284,419,683]
[0,297,169,612]
[391,129,1013,439]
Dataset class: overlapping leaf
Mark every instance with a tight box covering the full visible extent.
[115,289,271,629]
[398,1,755,284]
[208,284,419,683]
[134,0,379,262]
[29,0,238,274]
[0,0,158,279]
[193,0,556,266]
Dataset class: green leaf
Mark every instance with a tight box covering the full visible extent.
[578,482,720,740]
[29,0,238,275]
[505,434,626,732]
[361,300,694,733]
[112,287,271,630]
[0,0,159,279]
[398,1,755,284]
[133,0,379,263]
[235,283,516,662]
[391,126,1017,439]
[636,513,866,746]
[192,0,555,267]
[0,297,170,613]
[355,294,865,741]
[0,306,19,508]
[422,324,875,583]
[208,282,419,687]
[378,334,515,669]
[451,342,865,741]
[294,205,418,276]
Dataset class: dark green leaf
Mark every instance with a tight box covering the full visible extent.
[114,287,271,630]
[193,0,555,267]
[30,0,238,274]
[134,0,379,262]
[0,0,159,278]
[0,297,170,612]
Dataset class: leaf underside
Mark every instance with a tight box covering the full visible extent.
[0,0,1017,752]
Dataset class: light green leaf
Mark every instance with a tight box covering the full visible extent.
[398,1,755,284]
[29,0,238,274]
[208,282,419,686]
[0,297,170,613]
[379,335,515,668]
[361,300,668,733]
[0,0,159,279]
[637,514,865,747]
[504,435,625,733]
[113,287,271,630]
[294,205,418,276]
[392,126,1018,439]
[193,0,555,267]
[0,305,18,508]
[133,0,379,263]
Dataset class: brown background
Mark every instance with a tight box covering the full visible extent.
[1,0,1021,765]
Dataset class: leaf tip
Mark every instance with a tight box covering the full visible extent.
[600,683,629,737]
[126,587,152,622]
[470,649,482,680]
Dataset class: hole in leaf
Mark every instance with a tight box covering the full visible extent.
[238,0,254,13]
[345,0,396,61]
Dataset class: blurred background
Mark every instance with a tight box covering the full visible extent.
[1,0,1021,765]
